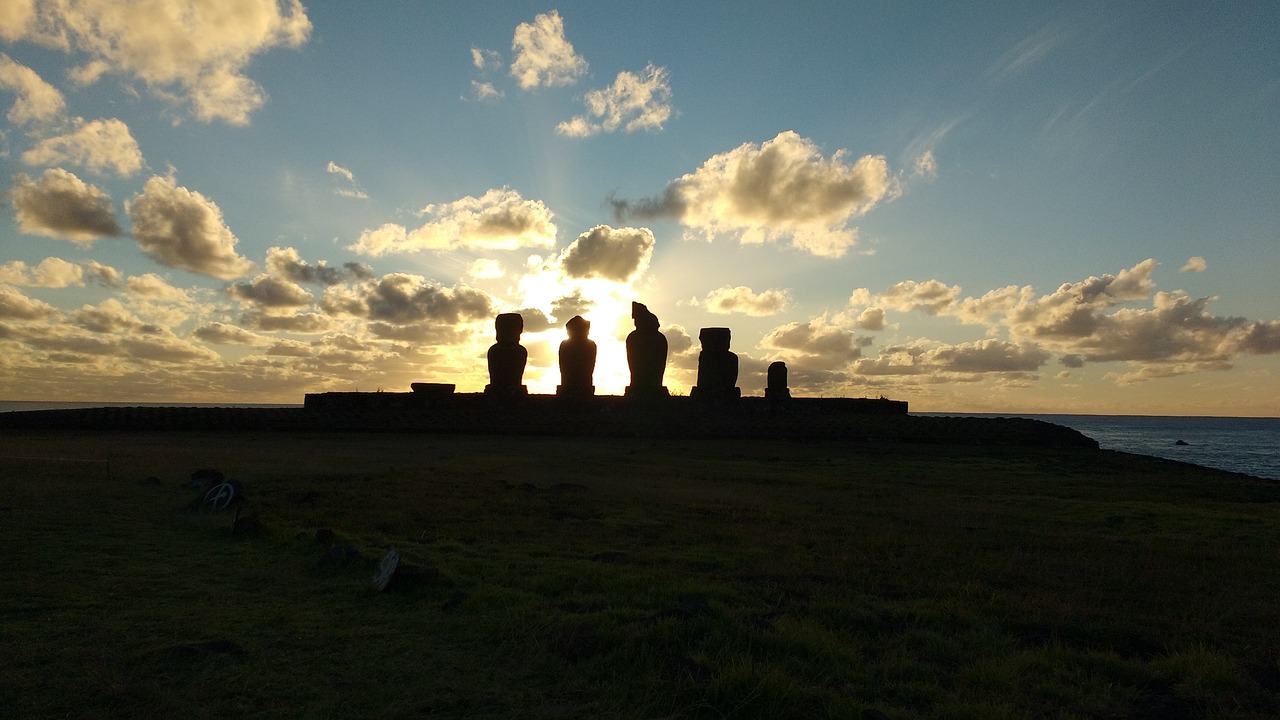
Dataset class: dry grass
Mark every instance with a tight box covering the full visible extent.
[2,429,1278,719]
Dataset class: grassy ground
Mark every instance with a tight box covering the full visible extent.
[1,430,1277,719]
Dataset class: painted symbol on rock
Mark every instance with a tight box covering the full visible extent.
[372,547,400,591]
[203,483,236,511]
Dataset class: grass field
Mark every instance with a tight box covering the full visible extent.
[2,429,1278,719]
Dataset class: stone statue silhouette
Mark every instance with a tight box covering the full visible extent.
[485,312,527,397]
[625,302,669,398]
[766,360,791,404]
[557,315,597,397]
[691,327,740,404]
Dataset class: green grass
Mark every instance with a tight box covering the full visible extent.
[1,430,1278,719]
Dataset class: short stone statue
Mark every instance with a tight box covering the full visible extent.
[557,315,597,397]
[485,312,527,397]
[766,360,791,403]
[691,327,740,404]
[625,302,668,398]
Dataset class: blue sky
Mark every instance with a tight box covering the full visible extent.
[1,1,1277,414]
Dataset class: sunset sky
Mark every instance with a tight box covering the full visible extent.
[1,1,1277,415]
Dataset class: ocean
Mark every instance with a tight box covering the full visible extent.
[1,402,1275,480]
[920,413,1279,480]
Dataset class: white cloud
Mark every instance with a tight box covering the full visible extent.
[126,175,254,279]
[320,273,492,326]
[0,2,35,42]
[194,321,268,345]
[0,52,65,124]
[471,46,502,70]
[265,246,370,285]
[611,131,891,258]
[10,168,122,243]
[13,0,311,125]
[556,64,672,137]
[860,259,1280,384]
[0,257,84,287]
[912,150,938,180]
[509,10,587,90]
[854,307,885,331]
[469,80,502,101]
[83,260,122,287]
[877,279,963,314]
[701,286,791,317]
[466,258,504,280]
[349,188,557,255]
[854,339,1049,376]
[22,118,143,176]
[1180,256,1207,273]
[242,310,330,333]
[229,274,313,308]
[126,273,190,301]
[325,161,353,182]
[559,225,655,282]
[325,161,368,199]
[0,284,55,319]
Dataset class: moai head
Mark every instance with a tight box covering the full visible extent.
[768,361,788,389]
[699,327,732,353]
[566,315,590,340]
[631,302,659,332]
[494,313,523,345]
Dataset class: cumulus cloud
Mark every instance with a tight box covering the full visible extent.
[10,168,122,242]
[611,131,891,257]
[242,310,331,333]
[1180,256,1207,273]
[325,161,368,199]
[126,273,190,301]
[0,52,65,124]
[761,317,861,363]
[0,257,84,287]
[471,47,502,70]
[854,339,1049,377]
[701,286,791,316]
[126,175,254,279]
[861,259,1279,384]
[265,246,371,285]
[854,306,885,331]
[509,11,587,89]
[83,260,122,287]
[229,274,313,308]
[350,188,557,255]
[22,118,143,176]
[469,80,503,101]
[559,225,654,282]
[321,273,492,326]
[0,284,55,319]
[11,0,311,124]
[876,279,964,314]
[194,321,267,345]
[556,64,672,137]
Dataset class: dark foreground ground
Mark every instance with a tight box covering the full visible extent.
[1,426,1277,719]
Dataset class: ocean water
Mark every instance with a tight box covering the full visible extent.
[2,402,1275,480]
[921,413,1279,480]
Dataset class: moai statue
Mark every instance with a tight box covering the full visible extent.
[485,312,527,397]
[557,315,597,398]
[624,302,669,398]
[691,327,740,404]
[766,360,791,404]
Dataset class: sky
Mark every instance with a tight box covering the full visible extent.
[0,1,1277,415]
